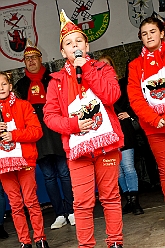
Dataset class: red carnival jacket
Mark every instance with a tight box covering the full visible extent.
[128,56,165,135]
[8,98,43,166]
[43,60,124,158]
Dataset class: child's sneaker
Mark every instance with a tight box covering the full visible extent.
[68,213,75,226]
[20,244,32,248]
[110,243,123,248]
[50,215,67,229]
[36,239,49,248]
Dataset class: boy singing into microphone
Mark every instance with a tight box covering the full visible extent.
[43,9,124,248]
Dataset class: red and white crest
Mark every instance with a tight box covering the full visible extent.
[0,0,38,62]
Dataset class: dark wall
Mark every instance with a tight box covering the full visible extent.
[93,41,142,78]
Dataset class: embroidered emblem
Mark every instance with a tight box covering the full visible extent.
[0,141,16,152]
[82,92,87,98]
[58,84,61,90]
[149,61,158,66]
[103,158,116,166]
[6,113,10,118]
[150,61,156,65]
[24,167,32,170]
[31,85,40,95]
[81,86,87,98]
[147,78,165,100]
[70,98,103,135]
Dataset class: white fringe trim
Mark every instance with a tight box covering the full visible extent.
[0,157,28,174]
[69,132,119,160]
[153,103,165,114]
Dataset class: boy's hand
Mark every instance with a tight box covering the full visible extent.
[157,118,165,128]
[0,122,7,132]
[74,57,87,68]
[118,112,130,120]
[0,131,12,142]
[78,118,94,133]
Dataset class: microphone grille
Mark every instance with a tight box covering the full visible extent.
[74,50,83,58]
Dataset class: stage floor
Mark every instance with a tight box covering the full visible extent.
[1,185,165,248]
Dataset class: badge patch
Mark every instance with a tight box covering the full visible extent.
[147,78,165,100]
[70,98,103,135]
[0,141,16,152]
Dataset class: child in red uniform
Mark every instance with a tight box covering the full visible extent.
[127,17,165,199]
[0,72,49,248]
[44,10,124,248]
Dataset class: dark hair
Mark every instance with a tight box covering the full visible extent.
[138,16,165,40]
[0,71,20,98]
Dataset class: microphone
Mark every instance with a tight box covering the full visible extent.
[0,108,7,141]
[74,50,83,84]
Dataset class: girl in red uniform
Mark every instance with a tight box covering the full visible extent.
[44,10,124,248]
[128,17,165,199]
[0,72,49,248]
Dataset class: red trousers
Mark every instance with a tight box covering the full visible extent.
[0,167,46,244]
[68,150,123,248]
[147,133,165,197]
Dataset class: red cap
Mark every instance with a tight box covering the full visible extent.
[24,39,42,57]
[60,9,88,50]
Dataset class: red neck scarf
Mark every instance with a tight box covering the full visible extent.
[25,65,46,104]
[0,92,16,122]
[141,41,165,81]
[25,65,46,82]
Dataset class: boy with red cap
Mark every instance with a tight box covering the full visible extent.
[44,9,124,248]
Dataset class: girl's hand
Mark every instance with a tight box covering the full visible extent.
[157,118,165,128]
[118,112,130,120]
[74,57,87,68]
[0,122,7,132]
[0,131,12,142]
[78,118,94,133]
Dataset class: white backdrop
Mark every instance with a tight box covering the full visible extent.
[0,0,165,71]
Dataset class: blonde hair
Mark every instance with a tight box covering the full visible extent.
[98,54,118,78]
[0,71,20,98]
[0,71,12,83]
